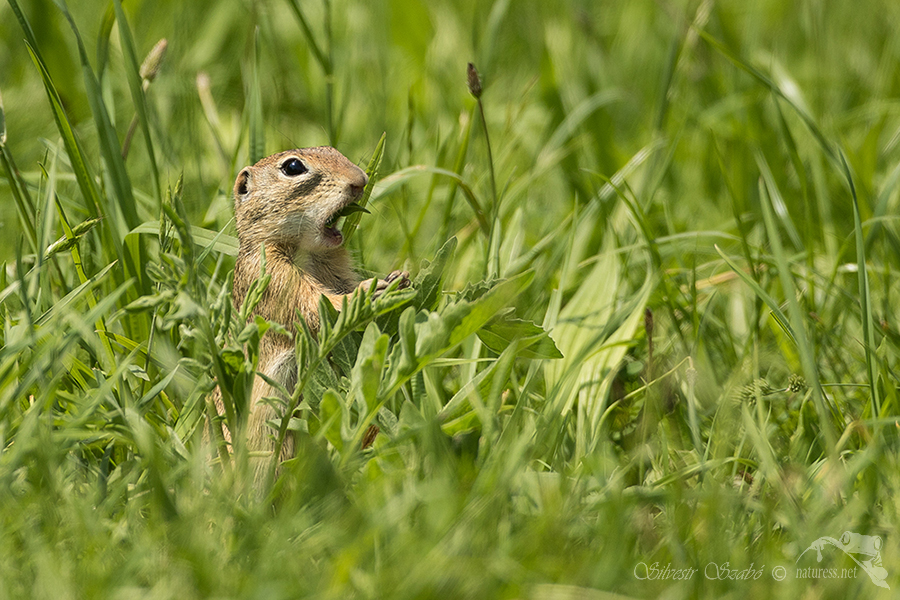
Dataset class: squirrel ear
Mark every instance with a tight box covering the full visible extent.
[234,168,251,199]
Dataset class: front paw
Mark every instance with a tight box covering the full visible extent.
[358,270,411,299]
[384,270,410,290]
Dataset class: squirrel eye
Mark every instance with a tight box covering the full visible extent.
[281,158,307,176]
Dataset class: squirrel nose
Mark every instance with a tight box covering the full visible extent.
[349,171,369,197]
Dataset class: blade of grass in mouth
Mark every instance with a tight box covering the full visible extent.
[336,203,370,218]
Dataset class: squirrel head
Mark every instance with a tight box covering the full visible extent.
[233,146,368,252]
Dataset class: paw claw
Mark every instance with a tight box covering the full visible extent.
[361,270,411,300]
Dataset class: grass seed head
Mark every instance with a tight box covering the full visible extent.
[787,374,808,394]
[739,378,773,402]
[140,39,168,82]
[467,62,483,98]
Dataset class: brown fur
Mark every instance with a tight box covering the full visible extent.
[210,147,406,480]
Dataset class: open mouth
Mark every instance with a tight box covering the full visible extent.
[323,203,370,246]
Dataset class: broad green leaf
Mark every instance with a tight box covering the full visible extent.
[383,271,533,395]
[477,315,563,359]
[318,389,344,451]
[413,236,457,311]
[544,234,652,458]
[351,322,389,413]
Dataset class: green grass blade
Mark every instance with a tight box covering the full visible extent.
[865,159,900,248]
[839,151,880,416]
[0,89,5,148]
[756,151,837,451]
[95,2,116,75]
[53,197,118,369]
[343,132,385,243]
[439,108,474,242]
[5,0,43,65]
[696,28,837,162]
[772,99,811,249]
[55,0,141,232]
[23,42,104,221]
[714,244,797,346]
[478,0,510,73]
[374,165,490,236]
[0,88,38,252]
[285,0,329,72]
[595,137,667,202]
[284,0,334,142]
[34,261,117,326]
[538,90,622,171]
[248,26,265,165]
[114,0,162,206]
[127,222,238,257]
[756,145,802,251]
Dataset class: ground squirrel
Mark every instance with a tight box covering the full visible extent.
[214,146,409,476]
